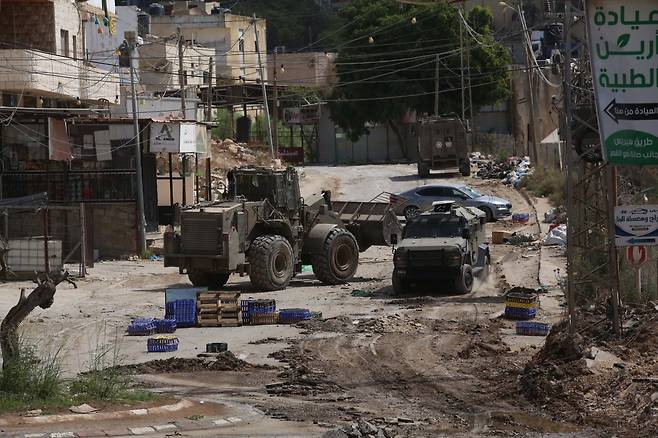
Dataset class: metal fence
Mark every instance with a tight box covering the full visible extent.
[0,204,88,279]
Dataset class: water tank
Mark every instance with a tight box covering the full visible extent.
[236,117,251,143]
[149,3,165,16]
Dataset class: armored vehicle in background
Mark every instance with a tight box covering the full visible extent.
[416,117,470,178]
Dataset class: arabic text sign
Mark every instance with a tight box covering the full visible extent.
[588,1,658,165]
[150,122,198,153]
[614,204,658,246]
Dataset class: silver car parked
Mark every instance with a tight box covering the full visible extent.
[390,183,512,221]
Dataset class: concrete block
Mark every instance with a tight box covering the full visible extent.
[127,427,155,435]
[153,424,177,432]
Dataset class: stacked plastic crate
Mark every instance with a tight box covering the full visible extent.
[166,299,197,328]
[242,299,277,325]
[504,292,538,320]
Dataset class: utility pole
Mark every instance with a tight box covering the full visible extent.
[562,0,576,333]
[434,53,440,115]
[253,14,275,158]
[459,1,466,123]
[206,57,213,202]
[272,47,279,153]
[177,27,187,116]
[465,13,475,148]
[125,31,147,255]
[519,6,539,162]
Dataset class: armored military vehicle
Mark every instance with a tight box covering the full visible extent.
[391,201,489,294]
[164,167,400,291]
[416,117,470,178]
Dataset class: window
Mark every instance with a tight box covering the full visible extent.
[72,36,77,60]
[238,29,245,52]
[416,187,449,197]
[60,30,69,57]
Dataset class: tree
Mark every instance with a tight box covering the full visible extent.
[328,1,511,144]
[231,0,343,50]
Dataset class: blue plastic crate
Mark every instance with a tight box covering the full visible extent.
[505,306,537,320]
[278,308,311,324]
[241,299,276,326]
[128,319,156,336]
[166,299,196,327]
[147,336,179,353]
[154,318,177,333]
[516,321,550,336]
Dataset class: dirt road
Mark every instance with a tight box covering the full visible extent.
[0,164,576,437]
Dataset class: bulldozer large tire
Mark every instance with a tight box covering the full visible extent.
[248,235,294,291]
[188,271,230,289]
[312,228,359,285]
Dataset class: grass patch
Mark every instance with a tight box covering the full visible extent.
[0,334,155,415]
[524,169,566,206]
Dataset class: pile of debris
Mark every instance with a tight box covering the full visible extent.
[268,345,342,396]
[114,351,255,374]
[210,139,282,171]
[474,154,533,188]
[521,307,658,436]
[322,420,399,438]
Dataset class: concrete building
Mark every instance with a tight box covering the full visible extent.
[271,52,336,88]
[149,2,267,85]
[139,41,214,92]
[0,0,121,106]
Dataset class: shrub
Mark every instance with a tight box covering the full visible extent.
[524,169,566,207]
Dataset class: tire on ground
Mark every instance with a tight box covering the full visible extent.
[188,271,230,289]
[480,206,494,222]
[455,264,474,294]
[312,228,359,285]
[248,235,294,291]
[392,271,406,294]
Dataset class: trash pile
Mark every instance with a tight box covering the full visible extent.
[474,154,533,188]
[543,224,567,247]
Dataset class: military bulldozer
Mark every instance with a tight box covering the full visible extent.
[163,167,401,291]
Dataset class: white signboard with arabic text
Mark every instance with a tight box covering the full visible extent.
[588,1,658,165]
[615,204,658,246]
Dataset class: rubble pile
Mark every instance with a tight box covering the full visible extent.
[268,346,342,396]
[114,351,254,374]
[521,308,658,435]
[322,420,399,438]
[210,139,282,171]
[472,153,533,188]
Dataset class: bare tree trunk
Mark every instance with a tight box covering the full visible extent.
[388,121,408,161]
[0,273,73,369]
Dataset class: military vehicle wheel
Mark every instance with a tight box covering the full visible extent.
[249,235,294,291]
[312,228,359,285]
[392,272,407,294]
[455,264,474,294]
[404,205,420,220]
[188,271,230,288]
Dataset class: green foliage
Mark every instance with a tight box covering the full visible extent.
[0,332,154,414]
[524,169,566,207]
[231,0,343,50]
[328,1,511,141]
[212,109,234,140]
[0,342,64,404]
